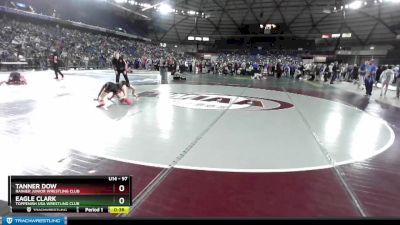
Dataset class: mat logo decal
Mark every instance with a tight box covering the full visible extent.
[139,91,294,111]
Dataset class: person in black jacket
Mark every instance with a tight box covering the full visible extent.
[115,55,130,87]
[330,61,339,84]
[112,52,119,73]
[53,55,64,79]
[299,63,304,77]
[276,60,282,79]
[375,65,384,87]
[352,64,359,83]
[365,73,375,97]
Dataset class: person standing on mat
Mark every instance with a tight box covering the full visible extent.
[368,61,378,87]
[364,72,375,97]
[112,52,119,76]
[352,64,358,84]
[358,62,366,89]
[53,55,64,80]
[380,66,394,97]
[115,54,130,87]
[330,61,339,84]
[325,63,333,83]
[276,60,282,79]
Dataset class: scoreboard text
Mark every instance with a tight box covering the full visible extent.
[8,176,132,214]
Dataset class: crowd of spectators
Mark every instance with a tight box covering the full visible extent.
[2,17,398,90]
[0,17,183,70]
[203,50,302,76]
[0,16,309,76]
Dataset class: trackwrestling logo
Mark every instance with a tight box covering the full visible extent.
[2,216,64,225]
[139,91,294,111]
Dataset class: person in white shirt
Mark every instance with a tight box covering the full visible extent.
[146,58,152,70]
[340,64,347,81]
[252,72,263,80]
[284,64,291,78]
[294,68,302,79]
[319,64,326,82]
[380,65,395,97]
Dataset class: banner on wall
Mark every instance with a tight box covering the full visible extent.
[203,54,212,60]
[314,56,327,63]
[302,59,314,64]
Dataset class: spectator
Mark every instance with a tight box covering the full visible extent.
[380,65,394,97]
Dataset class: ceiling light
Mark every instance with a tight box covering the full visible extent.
[349,0,362,9]
[158,3,173,14]
[321,34,331,39]
[323,9,332,13]
[342,33,352,38]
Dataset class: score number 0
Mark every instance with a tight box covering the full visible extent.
[118,184,125,205]
[116,176,129,205]
[118,178,128,205]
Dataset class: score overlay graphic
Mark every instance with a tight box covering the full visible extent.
[8,176,132,213]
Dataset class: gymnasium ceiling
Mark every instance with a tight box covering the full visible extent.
[115,0,400,46]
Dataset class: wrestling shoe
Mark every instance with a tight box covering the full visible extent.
[96,101,105,108]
